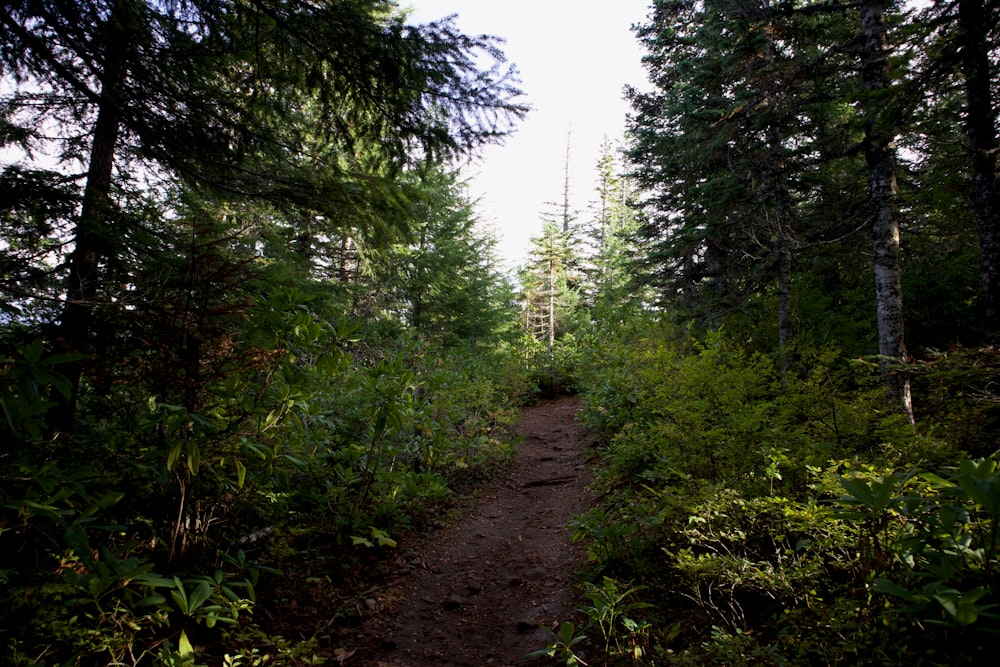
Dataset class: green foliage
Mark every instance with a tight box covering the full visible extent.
[351,526,398,549]
[364,168,521,348]
[578,577,652,664]
[581,329,787,491]
[522,621,589,666]
[0,339,83,441]
[579,137,649,321]
[625,0,986,359]
[520,221,586,360]
[909,347,1000,458]
[0,0,536,662]
[571,506,643,576]
[218,628,326,667]
[571,321,998,665]
[864,459,1000,631]
[2,546,271,667]
[0,280,533,663]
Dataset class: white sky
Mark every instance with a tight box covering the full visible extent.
[406,1,651,269]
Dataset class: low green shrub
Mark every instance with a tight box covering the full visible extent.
[1,294,536,664]
[571,324,998,665]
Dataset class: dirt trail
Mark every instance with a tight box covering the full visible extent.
[357,396,592,667]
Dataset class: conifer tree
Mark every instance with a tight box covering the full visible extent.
[913,0,1000,338]
[0,0,526,425]
[582,137,644,320]
[628,0,930,412]
[627,0,860,343]
[368,168,518,347]
[520,223,580,357]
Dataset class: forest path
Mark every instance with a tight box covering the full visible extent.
[356,396,592,667]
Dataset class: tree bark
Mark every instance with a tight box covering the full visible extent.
[548,255,556,359]
[958,0,1000,340]
[561,131,573,234]
[861,0,914,421]
[51,8,129,432]
[777,238,794,350]
[765,118,795,352]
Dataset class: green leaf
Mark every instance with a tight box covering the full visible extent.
[187,441,201,476]
[370,527,397,548]
[956,474,1000,516]
[261,408,282,431]
[873,577,919,602]
[171,582,189,615]
[22,338,44,365]
[167,442,183,472]
[281,453,306,470]
[178,629,194,657]
[520,647,557,661]
[18,499,68,521]
[135,595,168,607]
[40,352,86,367]
[186,580,213,614]
[559,621,584,646]
[235,459,247,489]
[838,476,875,506]
[936,587,991,627]
[921,472,955,489]
[81,491,126,519]
[133,573,177,588]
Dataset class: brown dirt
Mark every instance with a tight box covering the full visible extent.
[354,396,593,667]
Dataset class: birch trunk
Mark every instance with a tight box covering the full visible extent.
[861,0,913,421]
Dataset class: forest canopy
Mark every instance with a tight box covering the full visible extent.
[3,0,1000,664]
[1,1,534,663]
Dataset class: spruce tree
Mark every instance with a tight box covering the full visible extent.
[582,137,644,321]
[626,0,861,343]
[368,168,518,348]
[0,0,526,425]
[520,223,580,357]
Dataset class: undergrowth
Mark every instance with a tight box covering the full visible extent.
[0,296,536,666]
[565,321,1000,666]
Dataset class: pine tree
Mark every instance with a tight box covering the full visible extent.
[367,168,518,348]
[0,0,526,425]
[582,137,644,321]
[626,0,861,343]
[520,223,579,357]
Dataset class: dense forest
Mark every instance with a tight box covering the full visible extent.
[2,0,999,665]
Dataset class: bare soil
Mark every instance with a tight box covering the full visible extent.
[354,396,592,666]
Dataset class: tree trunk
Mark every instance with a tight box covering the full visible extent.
[959,0,1000,340]
[547,256,556,359]
[777,239,794,350]
[861,0,913,421]
[561,131,573,233]
[765,119,794,352]
[51,10,129,432]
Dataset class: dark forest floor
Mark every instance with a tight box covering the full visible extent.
[351,396,593,666]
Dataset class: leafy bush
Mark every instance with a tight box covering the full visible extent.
[571,323,997,665]
[1,290,535,664]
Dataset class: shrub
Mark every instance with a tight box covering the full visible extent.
[571,323,997,664]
